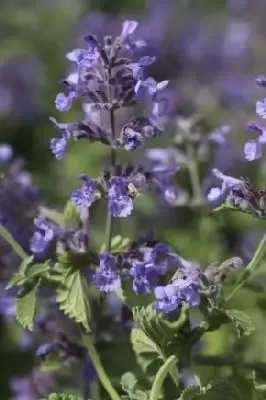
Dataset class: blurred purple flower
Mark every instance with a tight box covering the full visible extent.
[71,174,101,209]
[207,168,242,204]
[30,216,60,254]
[256,98,266,119]
[0,144,13,164]
[93,253,121,292]
[108,176,134,218]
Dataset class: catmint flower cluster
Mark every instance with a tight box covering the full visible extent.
[37,20,223,315]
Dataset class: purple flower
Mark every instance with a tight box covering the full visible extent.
[256,98,266,119]
[71,175,101,209]
[93,253,121,292]
[0,289,16,322]
[127,56,156,79]
[49,117,73,159]
[147,148,180,205]
[55,91,77,112]
[30,216,60,254]
[108,176,133,218]
[83,356,98,382]
[135,77,168,99]
[256,75,266,87]
[129,262,158,294]
[154,262,200,313]
[0,144,13,164]
[36,343,56,358]
[11,377,33,400]
[66,46,100,69]
[244,140,263,161]
[122,127,144,151]
[244,122,266,161]
[207,168,242,204]
[154,284,181,313]
[149,100,168,131]
[119,20,146,51]
[50,132,71,159]
[209,125,231,145]
[129,243,180,294]
[11,371,54,399]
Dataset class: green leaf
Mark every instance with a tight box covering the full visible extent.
[39,206,65,226]
[131,328,161,373]
[224,309,255,338]
[178,385,201,400]
[120,372,150,400]
[63,201,80,228]
[16,283,39,330]
[111,235,130,252]
[56,267,91,332]
[200,379,242,400]
[121,372,138,394]
[100,235,130,253]
[8,259,52,289]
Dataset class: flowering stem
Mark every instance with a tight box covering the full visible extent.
[81,331,121,400]
[186,143,202,202]
[226,232,266,302]
[104,67,116,253]
[0,223,28,260]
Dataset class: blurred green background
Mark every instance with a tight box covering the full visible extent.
[1,0,266,398]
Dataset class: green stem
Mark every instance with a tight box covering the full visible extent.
[226,232,266,302]
[149,355,177,400]
[0,223,28,260]
[186,143,202,202]
[104,67,116,253]
[81,332,120,400]
[158,348,180,390]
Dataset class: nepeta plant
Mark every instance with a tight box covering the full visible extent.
[1,19,266,400]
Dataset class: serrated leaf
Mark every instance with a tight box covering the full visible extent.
[8,260,52,289]
[63,201,80,228]
[225,309,255,337]
[16,283,39,330]
[178,385,201,399]
[200,379,242,400]
[131,328,161,373]
[56,268,91,332]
